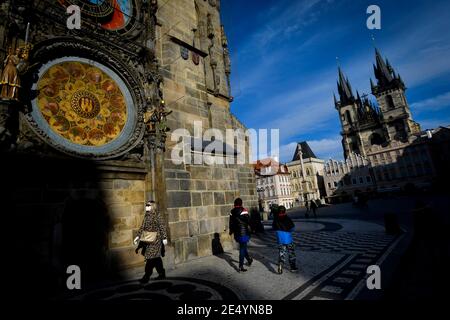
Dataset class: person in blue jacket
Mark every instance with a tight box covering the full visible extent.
[273,206,298,274]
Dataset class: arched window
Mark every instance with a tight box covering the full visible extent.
[386,95,395,110]
[370,133,385,146]
[345,110,353,125]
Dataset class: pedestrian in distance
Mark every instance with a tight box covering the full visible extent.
[134,201,168,283]
[305,200,310,218]
[229,198,254,272]
[273,206,298,274]
[310,199,318,218]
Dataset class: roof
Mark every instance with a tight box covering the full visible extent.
[254,158,290,176]
[190,138,238,156]
[292,142,317,161]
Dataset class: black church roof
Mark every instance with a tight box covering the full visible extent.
[292,142,317,161]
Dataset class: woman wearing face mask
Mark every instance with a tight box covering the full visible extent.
[134,201,168,283]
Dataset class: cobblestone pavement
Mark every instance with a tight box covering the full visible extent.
[69,219,404,301]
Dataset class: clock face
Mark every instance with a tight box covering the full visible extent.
[65,0,115,19]
[100,0,134,31]
[64,0,136,32]
[31,57,137,156]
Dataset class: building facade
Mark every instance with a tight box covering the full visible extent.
[0,0,257,295]
[324,153,375,201]
[330,48,439,195]
[255,159,294,212]
[335,49,421,159]
[286,142,325,207]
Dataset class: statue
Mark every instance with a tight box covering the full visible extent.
[144,102,173,134]
[0,47,21,100]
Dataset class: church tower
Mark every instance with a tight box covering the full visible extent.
[371,48,421,142]
[334,67,364,158]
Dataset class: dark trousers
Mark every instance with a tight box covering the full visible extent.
[238,242,251,267]
[278,244,297,268]
[145,257,165,276]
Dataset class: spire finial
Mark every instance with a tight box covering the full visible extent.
[336,56,341,68]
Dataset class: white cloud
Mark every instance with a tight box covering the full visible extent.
[278,142,298,163]
[275,136,343,163]
[416,117,450,131]
[411,92,450,111]
[308,136,343,160]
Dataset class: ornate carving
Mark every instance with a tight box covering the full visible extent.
[21,38,147,160]
[207,14,215,39]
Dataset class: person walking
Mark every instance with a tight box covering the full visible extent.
[229,198,253,272]
[273,206,298,274]
[134,201,168,283]
[305,200,310,218]
[310,199,318,218]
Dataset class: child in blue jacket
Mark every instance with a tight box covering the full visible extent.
[273,206,298,274]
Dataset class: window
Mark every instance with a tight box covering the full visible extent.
[386,95,395,110]
[333,181,338,187]
[352,178,357,185]
[328,182,332,188]
[345,110,353,125]
[366,176,371,183]
[359,177,364,184]
[370,133,385,146]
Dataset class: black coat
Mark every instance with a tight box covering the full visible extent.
[273,214,295,231]
[229,207,251,238]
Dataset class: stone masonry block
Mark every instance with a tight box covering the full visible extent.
[191,192,202,206]
[167,191,191,208]
[169,221,189,240]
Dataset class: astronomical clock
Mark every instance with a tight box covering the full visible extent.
[2,0,163,160]
[62,0,139,35]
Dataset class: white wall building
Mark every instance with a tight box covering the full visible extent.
[254,158,295,212]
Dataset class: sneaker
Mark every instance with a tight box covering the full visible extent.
[139,275,150,284]
[290,266,299,273]
[277,264,283,274]
[155,272,166,280]
[239,267,248,272]
[247,258,254,267]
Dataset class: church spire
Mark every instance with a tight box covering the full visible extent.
[337,67,355,106]
[372,48,405,94]
[374,48,393,85]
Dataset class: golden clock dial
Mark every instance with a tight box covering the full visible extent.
[36,61,128,147]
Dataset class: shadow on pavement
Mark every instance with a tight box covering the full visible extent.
[215,252,240,272]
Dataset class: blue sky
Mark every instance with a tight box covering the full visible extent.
[221,0,450,162]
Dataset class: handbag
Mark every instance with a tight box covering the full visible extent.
[141,231,157,243]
